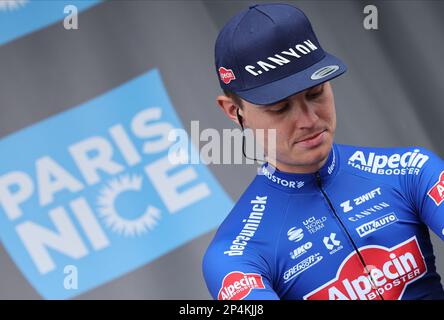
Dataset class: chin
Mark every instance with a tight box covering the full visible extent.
[291,137,333,166]
[315,138,333,158]
[273,133,334,169]
[302,148,329,166]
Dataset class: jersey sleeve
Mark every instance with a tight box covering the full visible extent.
[202,240,280,300]
[409,147,444,240]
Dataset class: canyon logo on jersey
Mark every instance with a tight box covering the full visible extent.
[218,271,265,300]
[304,237,426,300]
[427,171,444,206]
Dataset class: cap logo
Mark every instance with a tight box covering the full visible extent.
[244,39,318,77]
[219,67,236,84]
[311,65,339,80]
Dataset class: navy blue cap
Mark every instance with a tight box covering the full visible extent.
[215,3,347,105]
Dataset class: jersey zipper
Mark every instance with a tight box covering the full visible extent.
[315,171,384,301]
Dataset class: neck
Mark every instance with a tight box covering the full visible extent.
[268,155,330,174]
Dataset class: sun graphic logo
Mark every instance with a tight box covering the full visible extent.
[0,0,28,11]
[97,174,162,237]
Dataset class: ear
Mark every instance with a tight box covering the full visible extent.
[216,95,242,126]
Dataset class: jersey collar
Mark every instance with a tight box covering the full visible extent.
[258,143,339,193]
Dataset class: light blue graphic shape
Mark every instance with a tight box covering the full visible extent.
[0,69,233,299]
[0,0,101,46]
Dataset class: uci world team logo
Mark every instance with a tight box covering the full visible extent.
[0,69,232,299]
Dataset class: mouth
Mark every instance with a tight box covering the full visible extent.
[295,129,327,148]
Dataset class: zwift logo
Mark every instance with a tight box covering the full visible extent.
[340,187,382,213]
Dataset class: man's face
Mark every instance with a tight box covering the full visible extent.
[240,82,336,173]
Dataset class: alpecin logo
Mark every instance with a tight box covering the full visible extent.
[304,237,426,300]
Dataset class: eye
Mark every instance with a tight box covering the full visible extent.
[306,86,324,99]
[270,103,289,114]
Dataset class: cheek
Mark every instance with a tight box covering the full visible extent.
[244,111,268,129]
[318,100,336,126]
[331,109,336,130]
[329,103,337,129]
[245,111,296,149]
[323,89,336,122]
[269,126,295,154]
[256,124,292,154]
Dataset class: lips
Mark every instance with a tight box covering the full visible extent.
[297,130,326,143]
[295,130,327,149]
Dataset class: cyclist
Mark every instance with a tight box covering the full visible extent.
[202,3,444,300]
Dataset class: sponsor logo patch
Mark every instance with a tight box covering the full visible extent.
[244,39,319,77]
[261,166,304,189]
[348,149,429,176]
[290,241,312,260]
[219,67,236,84]
[304,237,426,300]
[427,171,444,206]
[348,202,391,222]
[303,215,327,234]
[283,253,323,283]
[224,196,266,256]
[356,213,398,238]
[340,187,382,213]
[218,271,265,300]
[287,227,304,242]
[323,233,343,254]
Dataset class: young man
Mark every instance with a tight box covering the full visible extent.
[202,3,444,300]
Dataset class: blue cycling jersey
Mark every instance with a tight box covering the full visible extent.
[203,143,444,300]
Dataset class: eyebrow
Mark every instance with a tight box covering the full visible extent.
[262,83,324,107]
[263,100,287,107]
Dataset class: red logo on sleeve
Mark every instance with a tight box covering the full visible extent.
[427,171,444,206]
[304,237,426,300]
[218,271,265,300]
[218,67,236,84]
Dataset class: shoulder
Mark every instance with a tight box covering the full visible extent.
[203,173,290,265]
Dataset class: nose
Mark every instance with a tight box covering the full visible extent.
[291,101,319,129]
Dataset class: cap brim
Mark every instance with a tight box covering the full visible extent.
[235,52,347,105]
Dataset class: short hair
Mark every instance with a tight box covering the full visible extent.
[223,89,244,109]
